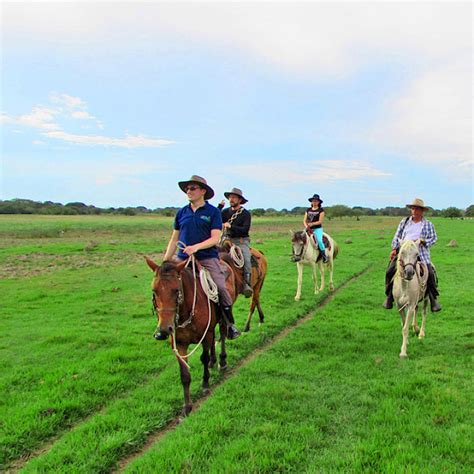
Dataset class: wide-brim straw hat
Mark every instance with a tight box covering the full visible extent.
[308,193,323,204]
[406,198,429,210]
[178,175,214,200]
[224,187,248,204]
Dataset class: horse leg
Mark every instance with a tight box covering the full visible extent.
[176,344,192,415]
[244,279,264,332]
[200,337,212,393]
[412,305,420,335]
[318,261,325,292]
[295,262,303,300]
[311,262,319,294]
[244,297,256,332]
[419,298,428,339]
[328,256,334,292]
[209,332,217,368]
[218,322,228,370]
[400,307,412,359]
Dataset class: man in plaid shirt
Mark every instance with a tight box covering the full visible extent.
[383,198,441,312]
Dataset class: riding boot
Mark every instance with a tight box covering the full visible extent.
[321,249,328,264]
[221,305,241,340]
[242,272,253,298]
[428,292,442,312]
[427,264,441,312]
[383,259,396,309]
[382,293,394,309]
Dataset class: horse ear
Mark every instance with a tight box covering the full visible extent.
[175,260,188,272]
[414,238,421,247]
[145,256,159,272]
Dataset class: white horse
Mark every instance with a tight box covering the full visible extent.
[290,230,338,301]
[393,239,429,358]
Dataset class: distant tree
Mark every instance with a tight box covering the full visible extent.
[290,206,307,215]
[327,205,352,219]
[251,208,266,217]
[465,205,474,217]
[442,207,462,218]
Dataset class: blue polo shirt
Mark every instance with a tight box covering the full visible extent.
[174,202,222,260]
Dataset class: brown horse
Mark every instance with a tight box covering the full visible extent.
[218,240,268,332]
[145,257,236,415]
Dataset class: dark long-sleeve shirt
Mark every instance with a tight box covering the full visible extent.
[220,206,251,238]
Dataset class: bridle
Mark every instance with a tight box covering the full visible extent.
[398,257,418,280]
[291,232,307,261]
[151,274,186,328]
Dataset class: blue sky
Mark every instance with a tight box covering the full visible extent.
[1,1,472,210]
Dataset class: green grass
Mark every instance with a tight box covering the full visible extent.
[0,215,472,472]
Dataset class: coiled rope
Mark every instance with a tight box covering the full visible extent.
[171,241,219,368]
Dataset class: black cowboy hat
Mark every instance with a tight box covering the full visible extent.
[308,194,323,203]
[224,187,248,204]
[178,175,214,200]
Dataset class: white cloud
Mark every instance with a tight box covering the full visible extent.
[2,93,175,148]
[229,159,390,187]
[367,57,472,166]
[1,107,61,131]
[43,130,175,148]
[50,92,87,110]
[71,110,96,120]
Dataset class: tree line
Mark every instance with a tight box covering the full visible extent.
[1,199,472,218]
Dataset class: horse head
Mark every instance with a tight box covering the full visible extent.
[145,257,187,339]
[397,240,420,281]
[290,230,307,262]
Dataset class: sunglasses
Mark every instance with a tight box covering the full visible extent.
[185,185,201,192]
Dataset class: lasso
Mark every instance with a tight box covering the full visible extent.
[171,241,219,368]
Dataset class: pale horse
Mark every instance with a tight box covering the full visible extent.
[290,230,338,301]
[393,239,429,359]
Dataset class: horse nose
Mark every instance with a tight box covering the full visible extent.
[405,268,415,280]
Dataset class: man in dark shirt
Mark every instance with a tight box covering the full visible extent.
[161,175,241,340]
[219,187,253,297]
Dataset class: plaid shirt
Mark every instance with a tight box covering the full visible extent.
[391,217,437,264]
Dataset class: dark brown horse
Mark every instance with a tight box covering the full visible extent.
[218,240,268,332]
[145,257,236,415]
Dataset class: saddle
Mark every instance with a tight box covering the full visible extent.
[308,231,331,253]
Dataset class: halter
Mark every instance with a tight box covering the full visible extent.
[291,232,307,261]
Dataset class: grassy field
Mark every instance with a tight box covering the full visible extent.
[0,215,472,472]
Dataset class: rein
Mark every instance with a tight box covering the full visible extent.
[152,241,219,369]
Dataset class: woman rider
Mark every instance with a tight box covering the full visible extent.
[303,194,328,263]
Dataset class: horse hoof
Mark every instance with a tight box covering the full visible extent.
[219,364,228,372]
[182,405,193,417]
[399,353,408,359]
[243,326,250,333]
[202,387,211,396]
[294,296,300,301]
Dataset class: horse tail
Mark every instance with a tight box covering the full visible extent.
[332,240,339,259]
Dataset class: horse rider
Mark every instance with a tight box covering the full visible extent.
[160,175,241,340]
[218,187,253,298]
[383,198,441,312]
[304,194,328,263]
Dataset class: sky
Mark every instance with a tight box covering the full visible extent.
[1,1,472,210]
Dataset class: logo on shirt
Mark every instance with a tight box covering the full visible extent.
[200,215,211,223]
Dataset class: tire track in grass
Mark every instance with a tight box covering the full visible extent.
[5,360,175,474]
[116,264,373,472]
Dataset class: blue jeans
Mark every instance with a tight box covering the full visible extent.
[313,228,325,252]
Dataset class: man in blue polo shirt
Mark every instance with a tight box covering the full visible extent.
[161,175,241,340]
